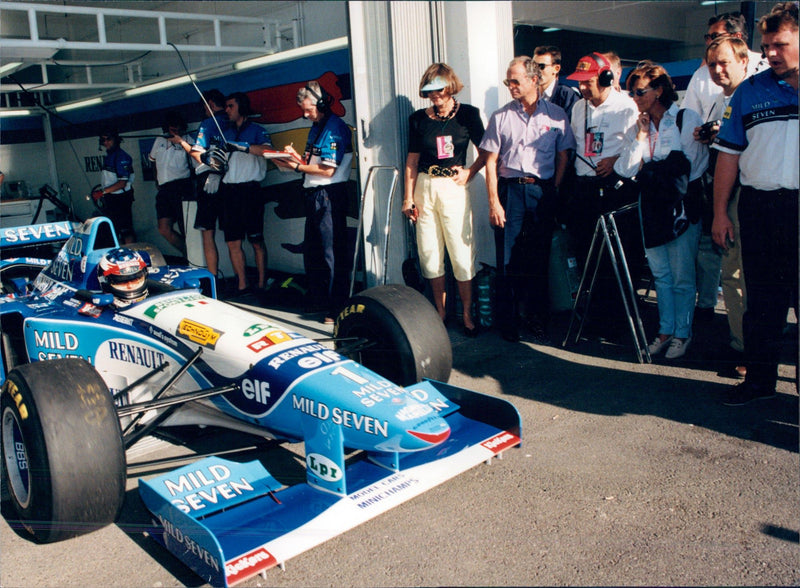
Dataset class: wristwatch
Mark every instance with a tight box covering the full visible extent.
[294,163,302,173]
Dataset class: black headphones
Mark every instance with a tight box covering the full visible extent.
[305,83,332,112]
[591,53,615,87]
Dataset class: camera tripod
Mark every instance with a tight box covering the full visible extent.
[562,202,651,364]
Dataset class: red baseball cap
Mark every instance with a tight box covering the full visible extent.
[567,54,609,81]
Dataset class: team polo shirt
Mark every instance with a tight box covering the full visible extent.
[713,69,799,191]
[193,113,228,151]
[570,90,638,177]
[101,147,134,193]
[149,135,193,184]
[303,114,353,188]
[480,98,576,180]
[615,103,709,181]
[222,121,270,184]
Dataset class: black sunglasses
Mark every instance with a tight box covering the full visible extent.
[628,87,654,98]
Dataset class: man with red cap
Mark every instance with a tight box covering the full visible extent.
[564,52,639,336]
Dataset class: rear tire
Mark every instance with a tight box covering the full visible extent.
[334,284,451,386]
[1,359,126,543]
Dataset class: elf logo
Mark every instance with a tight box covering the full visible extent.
[241,379,270,404]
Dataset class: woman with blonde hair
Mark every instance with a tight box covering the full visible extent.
[402,63,486,336]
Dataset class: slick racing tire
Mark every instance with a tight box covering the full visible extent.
[334,284,451,386]
[1,359,126,543]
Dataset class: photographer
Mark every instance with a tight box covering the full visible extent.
[694,36,752,375]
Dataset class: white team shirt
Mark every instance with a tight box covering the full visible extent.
[149,135,193,185]
[570,90,639,177]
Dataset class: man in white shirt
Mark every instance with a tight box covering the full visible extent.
[566,52,638,268]
[149,111,193,253]
[682,12,767,121]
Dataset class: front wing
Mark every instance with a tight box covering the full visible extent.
[139,381,521,586]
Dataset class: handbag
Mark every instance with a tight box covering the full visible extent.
[402,218,425,293]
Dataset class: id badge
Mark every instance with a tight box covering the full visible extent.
[436,135,454,159]
[584,131,604,157]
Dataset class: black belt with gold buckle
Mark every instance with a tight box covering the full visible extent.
[420,165,458,178]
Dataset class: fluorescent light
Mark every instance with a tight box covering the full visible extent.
[55,97,102,112]
[0,109,32,117]
[542,27,561,33]
[124,74,196,97]
[234,37,348,70]
[0,62,23,76]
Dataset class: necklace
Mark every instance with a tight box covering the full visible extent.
[433,98,458,121]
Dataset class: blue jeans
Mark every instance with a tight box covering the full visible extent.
[645,221,701,339]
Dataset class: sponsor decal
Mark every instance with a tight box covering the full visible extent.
[481,431,520,454]
[0,222,72,245]
[176,318,222,349]
[161,463,256,513]
[307,453,342,482]
[267,343,339,370]
[144,292,204,318]
[32,329,91,361]
[156,513,221,572]
[242,323,270,337]
[226,548,277,584]
[246,329,292,353]
[334,303,365,327]
[106,341,167,369]
[394,402,433,422]
[112,314,134,326]
[292,395,389,437]
[148,325,179,348]
[3,380,28,420]
[241,378,270,404]
[78,302,102,318]
[348,472,420,510]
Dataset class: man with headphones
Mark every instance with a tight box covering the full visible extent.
[564,52,640,337]
[274,80,353,325]
[97,127,136,244]
[216,91,273,294]
[565,53,639,268]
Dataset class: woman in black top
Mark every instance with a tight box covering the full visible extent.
[402,63,486,336]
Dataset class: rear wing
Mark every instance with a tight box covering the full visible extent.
[0,221,76,249]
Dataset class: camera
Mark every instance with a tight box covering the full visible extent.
[698,120,720,142]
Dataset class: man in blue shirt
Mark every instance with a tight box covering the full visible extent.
[219,92,273,293]
[712,2,799,405]
[97,128,136,244]
[169,89,228,278]
[275,81,353,324]
[480,56,576,342]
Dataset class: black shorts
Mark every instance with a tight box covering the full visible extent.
[155,177,192,221]
[103,190,134,236]
[194,173,222,231]
[218,181,264,243]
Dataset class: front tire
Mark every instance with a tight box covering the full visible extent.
[334,284,452,386]
[1,359,126,543]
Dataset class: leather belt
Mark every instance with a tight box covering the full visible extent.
[500,175,542,185]
[420,165,458,178]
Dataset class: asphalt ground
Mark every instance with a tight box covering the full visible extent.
[1,290,798,587]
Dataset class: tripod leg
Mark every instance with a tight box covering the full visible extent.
[563,217,606,346]
[607,211,651,363]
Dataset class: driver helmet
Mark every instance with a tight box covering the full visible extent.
[97,248,149,307]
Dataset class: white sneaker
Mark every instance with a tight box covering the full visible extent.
[665,337,691,359]
[648,335,673,355]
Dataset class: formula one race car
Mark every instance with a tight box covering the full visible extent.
[0,217,521,587]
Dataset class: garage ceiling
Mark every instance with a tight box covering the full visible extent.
[0,1,302,109]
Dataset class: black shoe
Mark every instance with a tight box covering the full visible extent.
[721,382,776,406]
[694,306,715,323]
[524,318,551,345]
